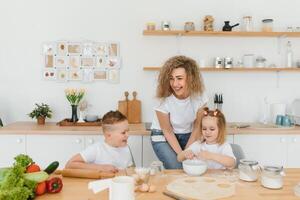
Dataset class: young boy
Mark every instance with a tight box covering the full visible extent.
[65,110,133,173]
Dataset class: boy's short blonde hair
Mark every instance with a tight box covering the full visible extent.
[198,107,226,144]
[102,110,127,133]
[156,55,205,98]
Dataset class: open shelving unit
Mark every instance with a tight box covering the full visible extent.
[143,67,300,72]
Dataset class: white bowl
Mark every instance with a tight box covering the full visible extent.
[85,115,98,122]
[183,159,207,176]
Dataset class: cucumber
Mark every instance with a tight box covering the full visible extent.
[24,171,49,183]
[44,161,59,174]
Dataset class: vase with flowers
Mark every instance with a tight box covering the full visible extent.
[65,88,85,122]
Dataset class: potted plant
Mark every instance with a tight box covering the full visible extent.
[28,103,52,125]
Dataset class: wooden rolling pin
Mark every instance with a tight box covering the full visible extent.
[55,169,115,179]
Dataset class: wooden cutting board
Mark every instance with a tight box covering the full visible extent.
[127,91,141,124]
[166,177,235,200]
[118,91,129,117]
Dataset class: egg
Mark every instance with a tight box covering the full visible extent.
[148,185,156,193]
[139,183,149,192]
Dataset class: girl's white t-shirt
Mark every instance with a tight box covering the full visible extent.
[151,93,208,134]
[80,141,133,169]
[187,141,236,169]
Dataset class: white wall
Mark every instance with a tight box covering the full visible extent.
[0,0,300,125]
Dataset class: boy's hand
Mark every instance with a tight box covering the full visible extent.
[184,150,195,160]
[196,150,212,160]
[101,164,119,173]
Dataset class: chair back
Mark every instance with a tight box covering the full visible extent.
[230,143,245,168]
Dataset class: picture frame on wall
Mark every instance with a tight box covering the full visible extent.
[55,56,68,67]
[81,57,95,67]
[82,68,94,83]
[95,56,106,68]
[45,55,54,68]
[107,69,120,83]
[93,69,107,80]
[69,70,83,81]
[69,56,81,69]
[57,41,68,55]
[68,43,82,55]
[42,43,56,55]
[94,43,108,56]
[43,69,56,80]
[82,42,95,56]
[108,43,119,56]
[56,69,68,82]
[106,57,120,68]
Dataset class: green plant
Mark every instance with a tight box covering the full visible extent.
[28,103,52,119]
[65,88,85,105]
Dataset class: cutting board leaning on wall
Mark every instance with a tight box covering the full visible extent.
[118,91,129,117]
[118,91,141,123]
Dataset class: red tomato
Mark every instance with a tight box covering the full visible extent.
[26,163,41,173]
[35,181,46,195]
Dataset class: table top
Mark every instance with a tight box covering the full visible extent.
[37,169,300,200]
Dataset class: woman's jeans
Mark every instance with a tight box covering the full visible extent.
[151,129,191,169]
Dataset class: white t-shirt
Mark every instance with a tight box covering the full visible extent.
[80,141,133,169]
[151,93,208,134]
[187,141,236,169]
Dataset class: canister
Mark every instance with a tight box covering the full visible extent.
[261,166,285,189]
[238,159,260,182]
[224,57,233,69]
[161,21,171,31]
[243,54,254,68]
[214,57,223,68]
[262,19,274,32]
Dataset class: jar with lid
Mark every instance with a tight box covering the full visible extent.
[242,16,253,31]
[261,166,285,189]
[256,56,267,68]
[238,159,260,181]
[262,19,274,32]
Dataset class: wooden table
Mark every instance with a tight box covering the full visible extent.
[37,169,300,200]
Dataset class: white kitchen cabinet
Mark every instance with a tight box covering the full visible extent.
[128,136,142,167]
[234,134,288,167]
[226,135,234,144]
[0,135,26,167]
[142,136,159,168]
[286,135,300,167]
[84,135,104,147]
[26,135,85,169]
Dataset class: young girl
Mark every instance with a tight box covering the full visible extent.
[177,107,236,169]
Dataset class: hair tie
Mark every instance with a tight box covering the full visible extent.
[203,111,208,116]
[213,110,218,116]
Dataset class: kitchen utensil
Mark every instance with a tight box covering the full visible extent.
[85,114,98,122]
[242,16,253,31]
[163,190,187,200]
[55,169,115,179]
[118,91,129,117]
[161,21,171,31]
[256,56,267,68]
[127,91,141,123]
[182,159,207,176]
[222,21,240,31]
[214,57,224,68]
[224,57,233,68]
[214,93,223,110]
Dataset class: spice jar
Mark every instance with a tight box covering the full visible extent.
[261,166,285,189]
[161,21,171,31]
[238,159,260,182]
[262,19,274,32]
[184,22,195,31]
[146,22,156,31]
[242,16,253,31]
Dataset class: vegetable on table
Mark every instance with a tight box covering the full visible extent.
[44,161,59,174]
[23,171,49,183]
[26,163,41,173]
[46,177,63,193]
[35,181,46,196]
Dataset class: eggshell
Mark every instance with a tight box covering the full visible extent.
[139,183,149,192]
[148,185,156,193]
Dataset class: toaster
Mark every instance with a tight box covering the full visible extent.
[291,99,300,125]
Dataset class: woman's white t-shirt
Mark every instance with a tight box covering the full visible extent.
[151,93,208,134]
[187,141,236,169]
[80,141,133,169]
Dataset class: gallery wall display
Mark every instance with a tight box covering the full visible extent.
[42,41,121,83]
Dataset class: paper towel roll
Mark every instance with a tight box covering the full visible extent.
[270,103,286,123]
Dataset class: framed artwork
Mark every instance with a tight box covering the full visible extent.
[69,70,83,81]
[95,56,106,68]
[55,56,68,67]
[93,69,107,80]
[57,41,68,55]
[81,57,95,67]
[69,56,81,69]
[107,57,120,68]
[43,69,56,80]
[56,69,68,82]
[108,43,119,56]
[45,55,54,68]
[82,68,94,83]
[42,43,56,55]
[94,43,108,56]
[108,69,120,83]
[82,42,95,56]
[68,43,82,55]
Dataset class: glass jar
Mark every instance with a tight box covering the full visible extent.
[238,159,259,181]
[256,56,267,68]
[242,16,253,31]
[262,19,274,32]
[261,166,285,189]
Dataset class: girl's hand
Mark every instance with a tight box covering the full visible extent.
[100,164,119,173]
[184,150,195,160]
[196,150,212,160]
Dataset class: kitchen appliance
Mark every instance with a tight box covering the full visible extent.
[291,99,300,125]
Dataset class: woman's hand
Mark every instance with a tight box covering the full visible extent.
[196,150,212,160]
[100,164,119,173]
[184,150,195,160]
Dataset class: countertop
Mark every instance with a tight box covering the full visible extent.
[36,169,300,200]
[0,121,300,135]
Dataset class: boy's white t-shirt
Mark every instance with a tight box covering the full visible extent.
[187,141,236,169]
[151,93,208,134]
[80,141,133,169]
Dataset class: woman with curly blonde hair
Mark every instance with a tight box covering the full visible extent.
[150,55,208,169]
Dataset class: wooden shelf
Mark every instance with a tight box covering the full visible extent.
[143,30,300,37]
[143,67,300,72]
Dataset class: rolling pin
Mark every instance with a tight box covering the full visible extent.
[55,169,115,179]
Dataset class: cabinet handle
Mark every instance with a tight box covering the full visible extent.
[280,138,286,143]
[75,139,82,144]
[16,138,23,143]
[88,139,94,144]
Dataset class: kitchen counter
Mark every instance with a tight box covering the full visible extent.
[37,169,300,200]
[0,121,300,135]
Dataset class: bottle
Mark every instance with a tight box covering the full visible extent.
[286,41,293,68]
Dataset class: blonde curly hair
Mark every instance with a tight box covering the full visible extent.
[156,55,205,98]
